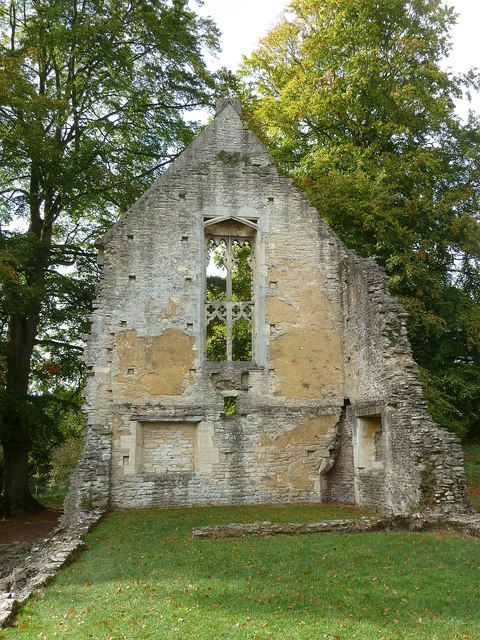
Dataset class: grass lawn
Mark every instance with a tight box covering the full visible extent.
[3,503,480,640]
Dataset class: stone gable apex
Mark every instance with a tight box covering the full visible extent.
[98,99,275,248]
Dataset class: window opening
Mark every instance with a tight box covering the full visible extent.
[224,396,237,415]
[206,234,253,361]
[357,415,383,469]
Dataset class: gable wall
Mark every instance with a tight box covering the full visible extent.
[64,101,471,519]
[74,103,351,511]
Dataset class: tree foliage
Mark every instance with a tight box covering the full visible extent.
[240,0,480,438]
[0,0,220,515]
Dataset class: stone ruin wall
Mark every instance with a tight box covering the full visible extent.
[64,100,471,522]
[341,254,470,513]
[66,102,349,515]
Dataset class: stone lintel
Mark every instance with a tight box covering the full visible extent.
[131,415,205,423]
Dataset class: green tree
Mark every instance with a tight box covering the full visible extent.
[241,0,480,438]
[0,0,220,515]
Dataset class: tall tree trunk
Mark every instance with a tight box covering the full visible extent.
[1,313,44,516]
[0,144,56,516]
[2,443,42,516]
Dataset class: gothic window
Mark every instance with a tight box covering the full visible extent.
[205,219,256,362]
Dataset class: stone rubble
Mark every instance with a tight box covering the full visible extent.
[0,543,32,581]
[192,512,480,540]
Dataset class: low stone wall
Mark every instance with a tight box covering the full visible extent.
[0,543,32,581]
[0,510,103,629]
[192,513,480,540]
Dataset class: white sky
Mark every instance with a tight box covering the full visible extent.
[195,0,480,119]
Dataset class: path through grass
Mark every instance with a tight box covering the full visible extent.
[3,503,480,640]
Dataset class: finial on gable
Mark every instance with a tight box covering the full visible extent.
[215,98,242,116]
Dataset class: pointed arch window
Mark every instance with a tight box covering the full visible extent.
[204,218,256,362]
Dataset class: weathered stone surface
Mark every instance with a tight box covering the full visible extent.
[192,517,392,539]
[0,544,31,581]
[192,514,480,540]
[65,97,471,519]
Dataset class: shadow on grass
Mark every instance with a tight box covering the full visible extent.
[4,505,480,640]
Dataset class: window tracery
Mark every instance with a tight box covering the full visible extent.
[205,221,255,362]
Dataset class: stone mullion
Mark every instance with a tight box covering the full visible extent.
[226,237,233,361]
[226,303,233,361]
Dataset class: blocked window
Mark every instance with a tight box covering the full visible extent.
[356,415,383,469]
[205,219,256,361]
[140,422,197,473]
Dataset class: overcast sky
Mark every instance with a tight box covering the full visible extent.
[195,0,480,119]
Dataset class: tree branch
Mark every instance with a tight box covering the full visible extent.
[35,339,84,352]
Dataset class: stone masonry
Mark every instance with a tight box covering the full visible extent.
[64,98,472,521]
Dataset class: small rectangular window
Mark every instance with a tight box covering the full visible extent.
[224,397,237,415]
